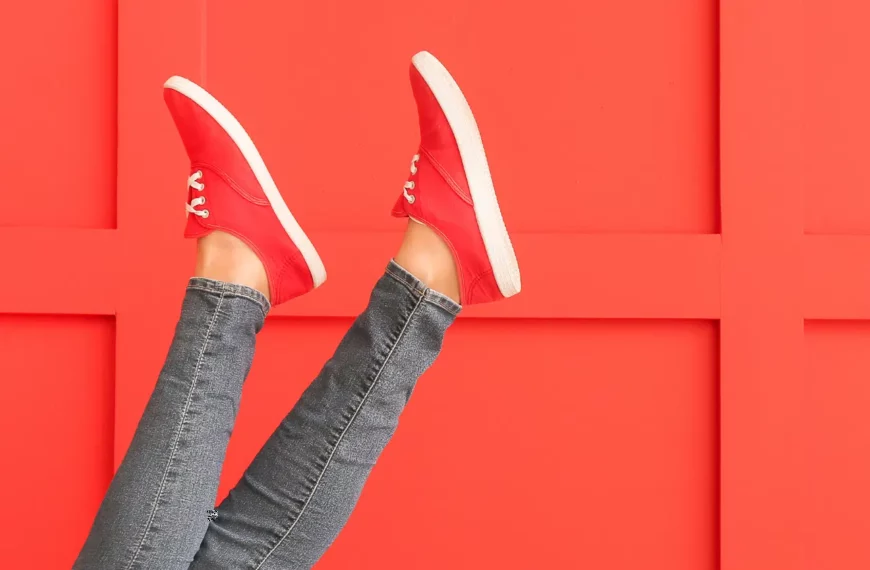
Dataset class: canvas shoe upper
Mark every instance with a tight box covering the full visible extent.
[391,52,521,305]
[164,76,326,305]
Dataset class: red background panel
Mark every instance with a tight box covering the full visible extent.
[224,320,718,569]
[0,1,117,229]
[0,316,114,567]
[204,0,718,234]
[804,322,870,570]
[804,0,870,234]
[2,0,870,569]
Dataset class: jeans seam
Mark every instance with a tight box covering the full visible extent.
[384,265,424,297]
[186,286,268,318]
[423,291,462,316]
[384,264,460,315]
[253,293,426,570]
[124,290,226,570]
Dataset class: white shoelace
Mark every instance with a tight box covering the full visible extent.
[402,154,420,204]
[185,170,209,218]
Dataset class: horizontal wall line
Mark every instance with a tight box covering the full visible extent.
[276,232,723,319]
[804,235,870,319]
[16,231,870,320]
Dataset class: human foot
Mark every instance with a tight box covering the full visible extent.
[391,52,521,305]
[164,76,326,305]
[395,220,461,303]
[195,231,270,300]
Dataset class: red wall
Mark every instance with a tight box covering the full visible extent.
[1,1,869,568]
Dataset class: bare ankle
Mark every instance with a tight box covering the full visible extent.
[195,231,270,301]
[394,220,461,303]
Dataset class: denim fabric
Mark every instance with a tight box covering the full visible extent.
[189,262,459,569]
[74,261,459,569]
[73,278,269,569]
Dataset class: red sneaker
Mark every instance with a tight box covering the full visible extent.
[163,76,326,306]
[392,52,521,305]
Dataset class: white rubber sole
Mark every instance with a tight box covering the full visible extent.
[164,76,327,288]
[411,52,522,298]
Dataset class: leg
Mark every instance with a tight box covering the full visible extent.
[191,51,520,569]
[76,73,328,568]
[74,273,268,569]
[189,258,458,569]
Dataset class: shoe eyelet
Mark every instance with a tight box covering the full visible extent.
[201,210,210,218]
[407,195,416,204]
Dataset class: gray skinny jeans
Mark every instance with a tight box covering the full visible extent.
[73,260,459,569]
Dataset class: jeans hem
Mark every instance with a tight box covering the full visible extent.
[385,260,462,316]
[187,277,271,316]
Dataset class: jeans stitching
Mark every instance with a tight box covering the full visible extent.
[384,266,424,297]
[124,290,226,570]
[252,294,426,569]
[186,286,268,318]
[385,264,460,315]
[423,291,461,315]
